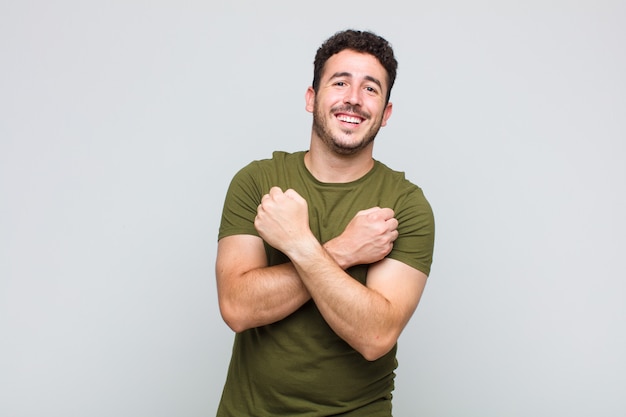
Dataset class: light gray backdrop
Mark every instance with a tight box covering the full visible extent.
[1,1,624,416]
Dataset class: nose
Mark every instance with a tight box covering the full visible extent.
[344,85,363,106]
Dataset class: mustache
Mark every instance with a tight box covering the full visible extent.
[331,105,370,119]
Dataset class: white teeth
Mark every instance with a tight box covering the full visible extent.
[337,115,361,124]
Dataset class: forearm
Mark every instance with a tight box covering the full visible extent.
[216,234,312,332]
[288,236,397,360]
[218,261,310,332]
[217,235,357,332]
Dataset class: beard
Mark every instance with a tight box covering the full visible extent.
[312,102,383,156]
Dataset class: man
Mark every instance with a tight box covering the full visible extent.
[215,29,435,416]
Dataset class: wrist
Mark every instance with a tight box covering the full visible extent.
[285,232,323,264]
[323,237,352,270]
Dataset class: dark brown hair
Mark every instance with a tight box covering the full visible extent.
[312,29,398,103]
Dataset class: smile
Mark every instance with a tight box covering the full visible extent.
[336,114,363,124]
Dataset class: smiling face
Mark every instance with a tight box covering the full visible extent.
[306,49,393,156]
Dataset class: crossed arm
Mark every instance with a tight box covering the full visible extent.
[216,187,428,361]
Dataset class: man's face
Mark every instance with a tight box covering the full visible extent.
[306,49,393,155]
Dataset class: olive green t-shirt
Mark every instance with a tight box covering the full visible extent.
[217,151,435,417]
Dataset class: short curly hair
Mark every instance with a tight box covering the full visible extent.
[312,29,398,103]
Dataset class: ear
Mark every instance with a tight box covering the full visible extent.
[305,87,315,113]
[380,101,393,127]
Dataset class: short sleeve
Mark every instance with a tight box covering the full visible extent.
[218,163,264,240]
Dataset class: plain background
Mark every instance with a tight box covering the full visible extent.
[1,1,625,416]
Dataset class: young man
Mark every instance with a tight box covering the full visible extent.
[215,29,435,416]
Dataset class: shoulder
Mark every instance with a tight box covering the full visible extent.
[371,159,434,235]
[226,150,308,199]
[373,159,415,185]
[372,160,430,203]
[235,151,305,175]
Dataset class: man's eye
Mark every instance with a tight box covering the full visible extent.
[365,86,377,93]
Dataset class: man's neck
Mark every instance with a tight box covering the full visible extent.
[303,144,375,183]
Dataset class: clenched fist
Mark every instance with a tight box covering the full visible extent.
[254,187,313,252]
[328,207,399,268]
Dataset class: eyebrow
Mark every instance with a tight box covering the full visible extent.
[329,72,383,90]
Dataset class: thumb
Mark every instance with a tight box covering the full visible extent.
[284,188,304,202]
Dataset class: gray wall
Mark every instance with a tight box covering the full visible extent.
[1,1,624,416]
